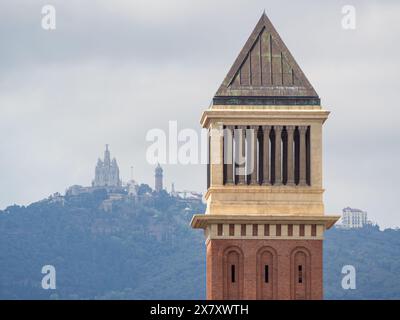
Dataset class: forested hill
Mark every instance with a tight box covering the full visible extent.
[324,225,400,299]
[0,187,399,299]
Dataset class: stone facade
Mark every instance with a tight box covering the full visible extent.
[92,145,121,187]
[191,12,339,300]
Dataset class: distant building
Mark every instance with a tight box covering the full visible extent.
[169,182,202,203]
[92,145,121,187]
[155,164,163,192]
[63,146,203,212]
[46,192,65,205]
[170,182,177,197]
[341,207,368,228]
[176,190,203,202]
[127,166,139,197]
[65,185,93,196]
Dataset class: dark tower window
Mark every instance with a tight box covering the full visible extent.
[311,224,317,236]
[253,224,258,236]
[241,224,246,236]
[294,127,300,185]
[264,224,270,236]
[276,224,281,236]
[298,265,303,283]
[224,250,241,299]
[282,127,288,184]
[264,265,269,283]
[217,224,223,236]
[229,224,235,236]
[257,250,274,299]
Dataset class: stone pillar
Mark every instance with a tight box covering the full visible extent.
[309,123,320,188]
[299,126,308,185]
[274,126,283,185]
[224,126,234,184]
[250,126,258,185]
[210,122,224,186]
[262,126,271,185]
[286,126,295,186]
[235,126,246,185]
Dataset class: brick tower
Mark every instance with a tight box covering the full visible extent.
[191,13,339,300]
[155,163,163,192]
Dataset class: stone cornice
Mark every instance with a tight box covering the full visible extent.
[200,108,330,128]
[190,214,340,230]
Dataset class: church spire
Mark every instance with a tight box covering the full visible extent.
[104,144,111,165]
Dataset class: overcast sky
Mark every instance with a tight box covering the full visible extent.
[0,0,399,228]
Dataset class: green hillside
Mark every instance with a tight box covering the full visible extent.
[0,187,398,299]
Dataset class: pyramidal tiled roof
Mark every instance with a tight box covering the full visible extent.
[214,12,320,106]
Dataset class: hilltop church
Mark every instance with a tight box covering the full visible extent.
[92,144,122,188]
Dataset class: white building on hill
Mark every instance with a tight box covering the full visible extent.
[341,207,368,229]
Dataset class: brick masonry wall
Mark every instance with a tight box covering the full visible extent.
[206,239,323,300]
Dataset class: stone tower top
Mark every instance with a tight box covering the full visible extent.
[213,12,319,106]
[104,144,111,165]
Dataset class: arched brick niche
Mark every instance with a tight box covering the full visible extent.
[256,246,278,299]
[222,246,244,299]
[290,247,311,300]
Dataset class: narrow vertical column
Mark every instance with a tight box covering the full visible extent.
[286,126,295,186]
[207,129,210,189]
[262,126,271,185]
[310,124,320,187]
[235,126,246,185]
[299,126,308,186]
[274,126,283,185]
[210,122,224,186]
[240,126,246,184]
[224,126,234,184]
[250,126,258,185]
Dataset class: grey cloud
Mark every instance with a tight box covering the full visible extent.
[0,0,399,228]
